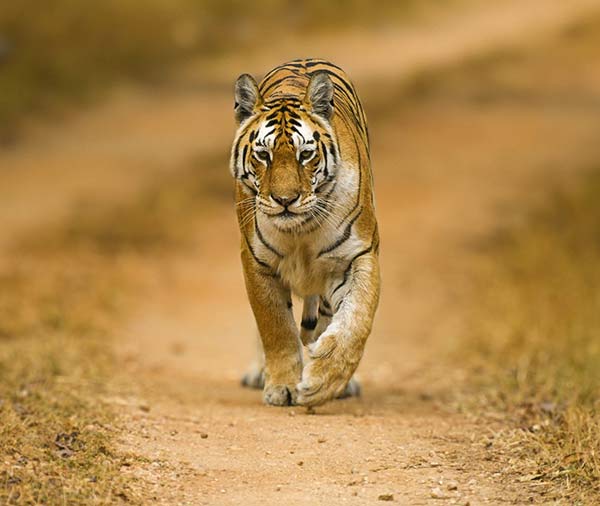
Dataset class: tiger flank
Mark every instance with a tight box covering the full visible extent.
[230,59,380,407]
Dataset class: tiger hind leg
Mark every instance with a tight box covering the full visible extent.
[336,376,361,399]
[241,333,264,389]
[300,295,319,345]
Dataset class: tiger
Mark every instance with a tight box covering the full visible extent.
[230,58,380,407]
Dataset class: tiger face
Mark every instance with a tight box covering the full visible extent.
[231,72,339,232]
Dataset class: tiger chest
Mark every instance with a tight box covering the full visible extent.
[251,223,362,298]
[275,246,322,296]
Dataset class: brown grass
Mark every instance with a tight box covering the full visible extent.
[0,154,228,504]
[464,171,600,503]
[0,250,139,504]
[391,14,600,504]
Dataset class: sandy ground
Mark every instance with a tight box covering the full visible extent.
[115,101,600,505]
[2,1,600,505]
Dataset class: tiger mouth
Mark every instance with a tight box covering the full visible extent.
[279,209,300,219]
[269,210,316,232]
[260,206,307,218]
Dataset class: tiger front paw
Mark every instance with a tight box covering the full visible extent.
[263,383,297,406]
[296,333,360,407]
[262,360,301,406]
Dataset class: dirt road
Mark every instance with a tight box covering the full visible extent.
[115,93,600,506]
[3,1,600,504]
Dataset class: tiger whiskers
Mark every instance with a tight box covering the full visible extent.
[235,196,256,208]
[310,202,340,231]
[237,199,257,229]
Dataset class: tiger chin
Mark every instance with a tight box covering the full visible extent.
[229,59,380,407]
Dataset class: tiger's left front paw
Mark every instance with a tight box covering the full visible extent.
[296,334,359,407]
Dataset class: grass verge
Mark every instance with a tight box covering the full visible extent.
[0,155,227,504]
[0,248,141,504]
[464,170,600,503]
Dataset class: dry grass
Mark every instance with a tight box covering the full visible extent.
[0,154,227,504]
[464,171,600,503]
[0,251,139,504]
[391,14,600,504]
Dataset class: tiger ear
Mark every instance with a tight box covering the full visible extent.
[234,74,262,125]
[304,71,334,120]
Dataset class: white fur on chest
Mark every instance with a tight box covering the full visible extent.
[277,241,322,296]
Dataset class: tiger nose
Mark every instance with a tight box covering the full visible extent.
[271,193,300,207]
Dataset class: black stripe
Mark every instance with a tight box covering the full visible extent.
[286,109,302,120]
[260,67,301,89]
[240,175,258,194]
[304,60,345,72]
[309,69,368,142]
[264,96,301,106]
[318,307,333,318]
[329,142,338,165]
[317,207,362,257]
[254,216,283,258]
[331,134,362,226]
[232,122,254,176]
[331,242,374,297]
[277,62,306,70]
[261,66,284,83]
[260,76,290,96]
[242,144,248,169]
[319,140,329,180]
[332,82,360,113]
[265,110,280,120]
[301,318,318,330]
[316,177,336,196]
[243,234,277,275]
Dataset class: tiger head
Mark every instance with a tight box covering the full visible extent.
[230,71,340,232]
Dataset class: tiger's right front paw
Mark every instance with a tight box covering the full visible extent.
[263,384,296,406]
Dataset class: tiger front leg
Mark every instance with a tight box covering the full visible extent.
[297,252,380,406]
[241,250,302,406]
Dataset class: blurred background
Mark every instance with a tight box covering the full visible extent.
[1,1,600,504]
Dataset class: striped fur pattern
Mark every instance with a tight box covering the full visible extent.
[230,59,380,406]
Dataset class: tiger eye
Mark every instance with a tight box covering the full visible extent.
[255,151,270,163]
[299,150,314,163]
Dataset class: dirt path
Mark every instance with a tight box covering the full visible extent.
[116,10,600,506]
[115,94,600,505]
[2,1,600,505]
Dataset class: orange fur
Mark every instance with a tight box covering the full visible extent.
[231,59,380,406]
